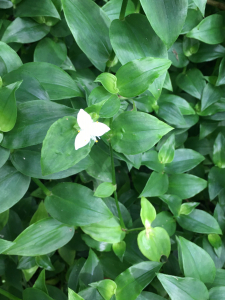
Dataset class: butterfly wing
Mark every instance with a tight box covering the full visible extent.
[77,109,93,130]
[91,122,110,137]
[75,131,91,150]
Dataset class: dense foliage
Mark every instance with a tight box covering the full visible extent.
[0,0,225,299]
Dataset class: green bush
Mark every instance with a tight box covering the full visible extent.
[0,0,225,299]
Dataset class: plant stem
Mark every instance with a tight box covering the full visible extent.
[105,49,116,72]
[0,288,22,300]
[32,178,52,196]
[109,141,126,229]
[119,0,129,20]
[207,0,225,10]
[126,227,145,233]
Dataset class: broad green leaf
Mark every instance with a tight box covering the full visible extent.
[34,38,67,66]
[152,211,176,236]
[82,234,111,253]
[176,69,206,99]
[141,150,165,173]
[158,94,195,115]
[0,239,15,254]
[201,83,222,111]
[109,14,167,65]
[95,73,119,94]
[177,209,222,234]
[110,111,172,155]
[3,62,82,100]
[140,0,188,48]
[30,201,48,225]
[103,0,135,21]
[94,182,116,198]
[115,262,162,300]
[68,289,84,300]
[4,218,74,256]
[79,250,104,288]
[216,57,225,86]
[208,167,225,200]
[0,162,30,213]
[35,255,55,271]
[11,146,93,179]
[62,0,112,71]
[213,133,225,168]
[45,183,113,226]
[138,228,171,261]
[136,292,165,300]
[1,17,50,44]
[113,241,126,262]
[209,287,225,300]
[192,0,207,16]
[157,274,209,300]
[0,41,22,76]
[208,234,222,249]
[0,0,12,9]
[0,210,9,231]
[189,44,225,63]
[158,134,175,164]
[33,269,48,294]
[116,57,171,98]
[183,37,200,57]
[168,174,207,198]
[15,0,60,19]
[81,217,126,243]
[208,269,225,289]
[90,280,117,300]
[178,237,216,283]
[181,8,203,34]
[41,116,93,175]
[165,149,205,174]
[140,172,169,198]
[187,14,224,44]
[160,194,182,217]
[23,288,54,300]
[157,103,187,127]
[0,82,21,132]
[203,237,225,269]
[78,287,104,300]
[179,202,199,215]
[1,101,76,149]
[0,146,10,169]
[200,121,218,140]
[168,40,189,68]
[140,197,156,227]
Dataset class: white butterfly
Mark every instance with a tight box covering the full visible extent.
[75,109,110,150]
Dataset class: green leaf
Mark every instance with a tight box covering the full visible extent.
[176,68,206,99]
[90,279,117,300]
[152,211,176,236]
[141,150,165,173]
[178,236,216,283]
[4,218,75,256]
[0,82,21,132]
[35,255,55,271]
[209,287,225,300]
[41,116,93,175]
[111,111,172,155]
[3,62,82,100]
[192,0,207,16]
[0,161,30,213]
[23,288,54,300]
[0,0,12,9]
[5,218,74,256]
[0,146,10,169]
[213,133,225,168]
[183,37,200,57]
[0,41,22,76]
[165,149,205,174]
[11,147,93,179]
[82,234,111,253]
[94,182,116,198]
[34,38,67,67]
[158,94,196,115]
[15,0,60,19]
[186,14,224,45]
[181,8,203,34]
[216,57,225,86]
[157,102,187,127]
[138,228,171,262]
[168,40,189,68]
[136,292,165,300]
[109,14,167,65]
[177,209,222,234]
[208,234,222,249]
[81,217,126,244]
[140,172,169,198]
[78,287,104,300]
[140,197,156,227]
[160,194,182,217]
[79,250,104,288]
[45,183,113,226]
[68,288,84,300]
[116,57,171,98]
[95,73,119,94]
[1,101,76,149]
[167,174,207,198]
[33,269,48,294]
[2,17,50,44]
[62,0,111,71]
[115,261,162,300]
[0,209,9,231]
[158,134,175,164]
[201,83,222,111]
[113,241,126,262]
[140,0,188,48]
[157,273,209,300]
[189,44,225,63]
[179,202,199,215]
[208,167,225,200]
[30,201,49,225]
[103,0,135,21]
[0,239,15,254]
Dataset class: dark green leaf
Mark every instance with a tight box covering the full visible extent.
[140,172,169,198]
[0,41,22,76]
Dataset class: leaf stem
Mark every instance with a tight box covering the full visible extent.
[0,288,22,300]
[126,227,145,233]
[109,138,126,229]
[119,0,129,20]
[32,178,52,196]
